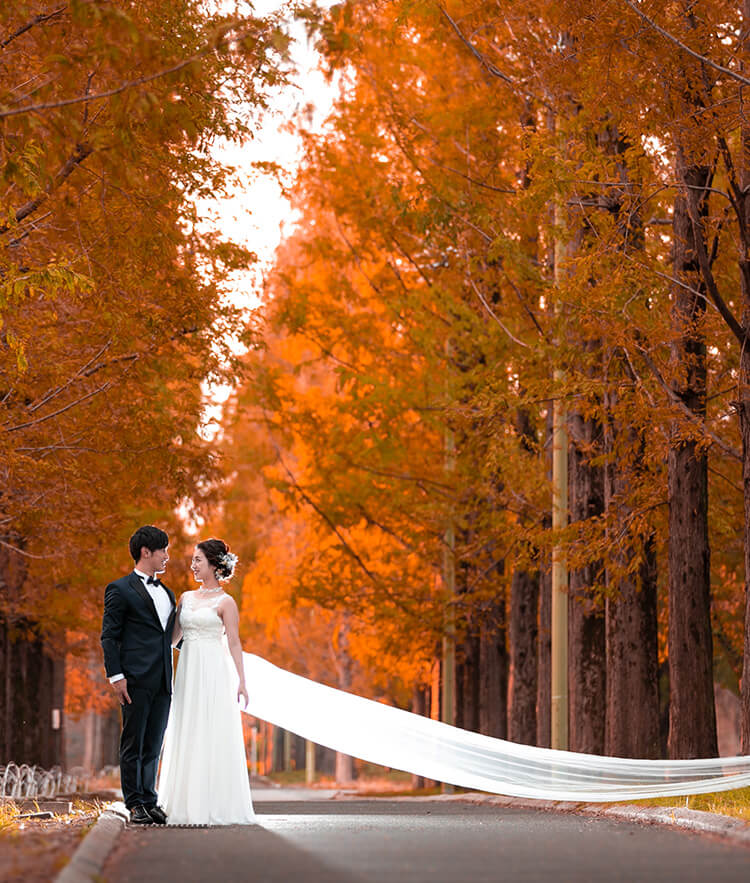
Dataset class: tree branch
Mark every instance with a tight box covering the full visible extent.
[437,4,515,85]
[268,435,379,584]
[621,0,750,87]
[682,178,747,346]
[0,4,67,51]
[4,381,112,432]
[436,2,547,109]
[340,455,452,492]
[468,277,532,349]
[0,142,93,235]
[0,539,50,560]
[26,341,112,414]
[354,504,420,553]
[0,22,246,119]
[629,342,741,460]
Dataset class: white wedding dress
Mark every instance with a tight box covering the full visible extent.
[158,591,255,825]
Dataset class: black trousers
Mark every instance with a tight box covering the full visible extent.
[120,684,171,809]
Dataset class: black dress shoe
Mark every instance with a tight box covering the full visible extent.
[146,805,168,825]
[129,805,153,825]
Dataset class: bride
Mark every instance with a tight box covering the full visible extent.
[157,538,255,825]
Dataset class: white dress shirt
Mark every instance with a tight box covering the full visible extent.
[136,568,172,630]
[108,569,172,684]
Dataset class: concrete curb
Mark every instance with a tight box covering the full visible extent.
[379,791,750,846]
[598,804,750,845]
[55,804,128,883]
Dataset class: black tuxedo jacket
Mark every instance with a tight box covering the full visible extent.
[101,571,176,694]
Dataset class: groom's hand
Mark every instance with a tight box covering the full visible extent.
[113,679,131,705]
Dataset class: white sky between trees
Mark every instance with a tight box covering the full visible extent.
[196,0,338,441]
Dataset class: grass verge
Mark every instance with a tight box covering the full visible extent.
[622,787,750,822]
[0,799,100,883]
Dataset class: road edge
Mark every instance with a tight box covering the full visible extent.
[54,803,128,883]
[389,791,750,846]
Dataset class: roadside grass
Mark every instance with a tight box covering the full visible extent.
[268,763,414,788]
[622,787,750,822]
[267,765,451,797]
[0,798,102,834]
[0,800,21,832]
[355,785,444,797]
[267,764,440,794]
[266,769,308,786]
[0,799,100,883]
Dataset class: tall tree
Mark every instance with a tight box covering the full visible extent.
[667,153,717,758]
[0,0,289,741]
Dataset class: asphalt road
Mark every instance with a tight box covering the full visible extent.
[103,798,750,883]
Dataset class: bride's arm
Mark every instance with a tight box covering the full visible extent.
[171,597,184,648]
[221,596,248,707]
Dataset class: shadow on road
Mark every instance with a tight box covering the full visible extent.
[104,822,363,883]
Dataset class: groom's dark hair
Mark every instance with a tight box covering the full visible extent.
[129,525,169,562]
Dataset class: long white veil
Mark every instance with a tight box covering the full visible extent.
[242,653,750,802]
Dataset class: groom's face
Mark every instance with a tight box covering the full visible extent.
[147,546,169,574]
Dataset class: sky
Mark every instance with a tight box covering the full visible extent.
[198,1,338,300]
[196,1,339,435]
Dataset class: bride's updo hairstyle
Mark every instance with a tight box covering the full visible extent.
[197,538,238,581]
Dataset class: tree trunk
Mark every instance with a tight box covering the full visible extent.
[272,726,285,772]
[478,593,507,739]
[507,408,539,745]
[411,687,428,789]
[315,743,337,776]
[508,566,539,744]
[334,621,356,783]
[454,546,479,733]
[536,555,551,748]
[668,159,717,759]
[0,615,65,767]
[588,124,659,757]
[567,411,606,754]
[536,406,554,748]
[741,370,750,753]
[335,751,354,784]
[739,0,750,755]
[458,631,480,733]
[604,409,660,757]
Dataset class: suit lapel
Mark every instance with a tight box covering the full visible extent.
[164,585,177,626]
[163,584,176,609]
[129,572,163,628]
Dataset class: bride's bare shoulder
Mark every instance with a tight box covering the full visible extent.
[217,592,238,611]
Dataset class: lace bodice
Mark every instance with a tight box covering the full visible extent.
[179,592,225,643]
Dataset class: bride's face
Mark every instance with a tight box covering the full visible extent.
[190,548,212,583]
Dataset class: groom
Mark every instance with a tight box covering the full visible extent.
[101,525,176,824]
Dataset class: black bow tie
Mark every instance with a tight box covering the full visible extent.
[146,575,160,586]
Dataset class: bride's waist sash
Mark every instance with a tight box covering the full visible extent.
[181,631,224,644]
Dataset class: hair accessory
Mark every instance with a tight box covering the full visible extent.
[221,552,238,570]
